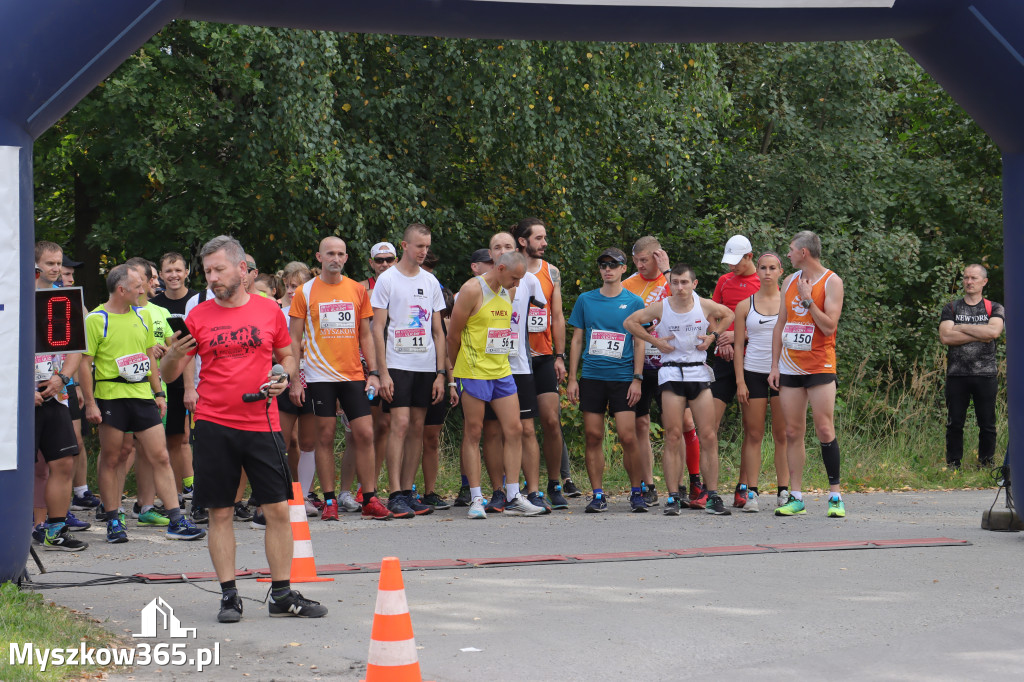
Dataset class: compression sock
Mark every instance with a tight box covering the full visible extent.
[298,450,316,493]
[821,439,841,486]
[271,580,291,600]
[684,429,701,475]
[689,474,702,485]
[220,580,237,598]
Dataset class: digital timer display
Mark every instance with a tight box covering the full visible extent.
[35,287,86,354]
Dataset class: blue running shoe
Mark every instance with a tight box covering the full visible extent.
[585,494,607,513]
[630,491,649,513]
[167,516,207,540]
[32,523,45,545]
[106,518,128,543]
[70,490,101,511]
[65,511,92,531]
[485,489,507,513]
[546,481,569,509]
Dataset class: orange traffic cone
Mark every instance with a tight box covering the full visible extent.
[362,557,433,682]
[258,482,333,583]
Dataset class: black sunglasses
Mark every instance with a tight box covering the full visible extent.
[246,264,257,272]
[373,257,396,264]
[598,261,623,270]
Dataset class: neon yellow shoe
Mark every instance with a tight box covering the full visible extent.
[138,509,170,526]
[774,497,806,516]
[827,497,846,518]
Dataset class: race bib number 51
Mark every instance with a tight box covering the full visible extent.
[782,323,815,351]
[394,327,428,353]
[116,353,151,382]
[589,330,626,358]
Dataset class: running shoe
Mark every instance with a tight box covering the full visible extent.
[354,485,363,504]
[585,494,607,513]
[630,491,649,513]
[386,494,415,519]
[467,497,487,520]
[65,512,91,531]
[268,590,328,618]
[307,492,325,513]
[777,489,791,509]
[70,490,101,510]
[527,491,552,513]
[233,502,254,522]
[562,478,583,498]
[167,516,207,540]
[190,505,209,524]
[642,482,659,507]
[218,594,243,623]
[733,485,748,509]
[485,489,507,514]
[422,492,451,510]
[454,484,472,507]
[827,496,846,518]
[678,488,692,509]
[689,482,708,510]
[132,501,169,516]
[405,492,434,516]
[705,493,732,516]
[663,494,681,516]
[321,498,339,521]
[338,492,362,513]
[43,523,88,552]
[106,518,128,543]
[743,491,760,513]
[32,524,45,545]
[546,481,569,509]
[505,494,546,516]
[138,508,170,526]
[361,497,394,520]
[775,497,806,516]
[304,498,318,517]
[250,509,267,529]
[181,485,194,501]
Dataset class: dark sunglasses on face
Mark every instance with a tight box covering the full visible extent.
[246,264,257,272]
[598,261,623,270]
[374,257,396,264]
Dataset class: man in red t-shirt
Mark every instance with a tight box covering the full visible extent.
[163,235,327,623]
[710,235,761,509]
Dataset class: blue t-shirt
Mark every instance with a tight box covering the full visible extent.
[568,288,645,381]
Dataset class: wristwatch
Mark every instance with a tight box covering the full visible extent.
[632,373,644,381]
[153,391,166,399]
[801,298,813,308]
[55,371,72,386]
[558,352,568,361]
[710,331,720,344]
[435,369,447,376]
[368,370,380,378]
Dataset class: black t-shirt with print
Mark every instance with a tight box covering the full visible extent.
[941,297,1004,376]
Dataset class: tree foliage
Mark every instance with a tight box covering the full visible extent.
[34,24,1002,377]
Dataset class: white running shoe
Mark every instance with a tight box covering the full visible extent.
[743,490,760,513]
[467,497,487,520]
[304,500,318,517]
[777,489,791,509]
[338,491,362,513]
[503,494,546,516]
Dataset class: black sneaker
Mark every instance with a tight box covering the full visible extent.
[218,594,243,623]
[43,524,89,551]
[546,481,569,509]
[387,494,415,519]
[234,502,254,521]
[705,493,732,516]
[678,488,691,509]
[562,478,583,498]
[454,484,472,507]
[268,590,328,618]
[663,494,681,516]
[629,491,649,513]
[422,492,451,510]
[404,492,434,516]
[250,509,267,530]
[190,505,209,524]
[642,483,659,507]
[485,489,507,513]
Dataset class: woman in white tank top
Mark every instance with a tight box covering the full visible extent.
[732,253,788,512]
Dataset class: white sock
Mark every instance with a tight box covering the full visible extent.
[505,482,520,500]
[470,487,482,501]
[298,450,316,493]
[73,485,88,497]
[830,492,842,501]
[791,490,803,501]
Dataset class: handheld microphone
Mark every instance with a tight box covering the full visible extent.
[242,364,288,402]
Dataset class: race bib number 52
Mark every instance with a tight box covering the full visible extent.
[527,307,548,333]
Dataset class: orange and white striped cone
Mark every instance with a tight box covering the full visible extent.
[258,482,333,583]
[362,557,433,682]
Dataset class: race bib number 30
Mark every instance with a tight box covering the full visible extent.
[116,353,151,382]
[527,307,548,333]
[782,323,815,351]
[394,327,428,353]
[319,302,356,330]
[589,330,626,358]
[485,328,513,355]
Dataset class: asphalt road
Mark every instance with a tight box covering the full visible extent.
[19,488,1024,681]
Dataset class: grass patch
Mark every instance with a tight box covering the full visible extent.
[0,581,130,682]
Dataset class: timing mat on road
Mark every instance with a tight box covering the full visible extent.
[134,537,970,583]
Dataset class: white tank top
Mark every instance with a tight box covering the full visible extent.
[743,294,778,374]
[656,292,713,383]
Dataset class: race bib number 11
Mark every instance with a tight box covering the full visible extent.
[394,327,428,353]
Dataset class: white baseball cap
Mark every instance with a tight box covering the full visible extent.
[370,242,397,258]
[721,235,753,265]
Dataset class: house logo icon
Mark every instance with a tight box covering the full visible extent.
[133,597,197,639]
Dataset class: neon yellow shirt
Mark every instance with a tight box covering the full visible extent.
[453,276,513,380]
[85,305,157,400]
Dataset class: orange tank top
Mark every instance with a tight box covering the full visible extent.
[528,261,555,356]
[779,269,837,375]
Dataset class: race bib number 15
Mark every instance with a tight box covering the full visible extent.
[589,330,626,358]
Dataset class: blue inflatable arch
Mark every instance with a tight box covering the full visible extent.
[2,0,1022,580]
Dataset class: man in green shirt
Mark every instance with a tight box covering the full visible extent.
[79,263,205,543]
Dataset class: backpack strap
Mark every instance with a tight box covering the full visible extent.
[984,298,992,316]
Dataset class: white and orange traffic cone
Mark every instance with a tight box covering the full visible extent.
[258,482,333,583]
[362,557,433,682]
